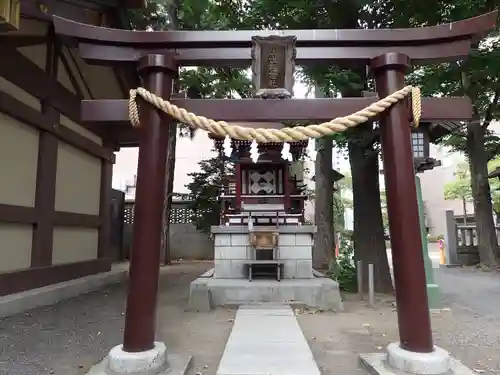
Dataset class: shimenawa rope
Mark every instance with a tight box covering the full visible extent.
[128,86,421,142]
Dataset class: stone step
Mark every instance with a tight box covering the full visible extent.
[216,305,321,375]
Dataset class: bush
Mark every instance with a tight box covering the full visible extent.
[327,233,357,292]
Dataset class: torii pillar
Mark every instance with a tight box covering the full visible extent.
[361,52,451,374]
[104,54,191,375]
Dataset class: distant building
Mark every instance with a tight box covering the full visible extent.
[419,121,500,236]
[418,145,474,236]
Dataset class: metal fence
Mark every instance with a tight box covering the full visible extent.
[444,210,500,265]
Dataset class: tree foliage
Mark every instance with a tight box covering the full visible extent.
[127,0,500,266]
[444,162,473,202]
[186,155,234,233]
[445,159,500,214]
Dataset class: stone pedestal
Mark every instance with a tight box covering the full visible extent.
[84,342,193,375]
[188,225,343,311]
[212,225,315,279]
[360,343,476,375]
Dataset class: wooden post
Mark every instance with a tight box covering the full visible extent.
[368,263,375,308]
[283,163,291,212]
[357,260,363,300]
[371,53,433,353]
[123,54,176,353]
[235,163,242,212]
[98,141,114,260]
[444,210,459,265]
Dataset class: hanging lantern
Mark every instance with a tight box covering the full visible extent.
[410,124,430,161]
[411,122,444,173]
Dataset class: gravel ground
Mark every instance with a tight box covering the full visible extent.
[0,261,235,375]
[298,293,500,375]
[1,261,499,375]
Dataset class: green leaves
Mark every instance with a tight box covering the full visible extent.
[180,68,252,99]
[444,162,473,201]
[445,157,500,214]
[186,154,234,233]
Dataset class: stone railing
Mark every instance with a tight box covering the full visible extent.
[444,210,500,265]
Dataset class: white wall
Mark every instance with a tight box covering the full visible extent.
[418,145,473,236]
[112,129,216,195]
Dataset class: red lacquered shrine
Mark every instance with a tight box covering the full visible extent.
[202,134,329,286]
[211,136,309,226]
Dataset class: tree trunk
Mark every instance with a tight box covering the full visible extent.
[313,137,334,270]
[312,85,334,270]
[466,120,498,265]
[348,124,393,293]
[161,125,177,265]
[160,0,180,266]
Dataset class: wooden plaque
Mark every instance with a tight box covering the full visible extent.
[251,36,296,99]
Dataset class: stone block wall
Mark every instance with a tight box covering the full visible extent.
[213,228,315,279]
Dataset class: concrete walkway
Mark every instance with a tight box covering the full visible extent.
[217,305,320,375]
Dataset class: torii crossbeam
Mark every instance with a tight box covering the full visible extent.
[52,11,497,375]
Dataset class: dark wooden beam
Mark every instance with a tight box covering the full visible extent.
[0,258,111,296]
[77,40,472,67]
[98,142,114,259]
[65,46,95,99]
[31,28,60,268]
[123,0,146,9]
[0,204,101,227]
[0,90,114,161]
[31,131,58,267]
[81,96,473,123]
[53,12,497,47]
[53,212,101,227]
[0,204,37,224]
[21,0,108,25]
[0,43,81,128]
[58,47,85,100]
[0,35,48,47]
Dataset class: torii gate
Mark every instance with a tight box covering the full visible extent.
[52,11,496,375]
